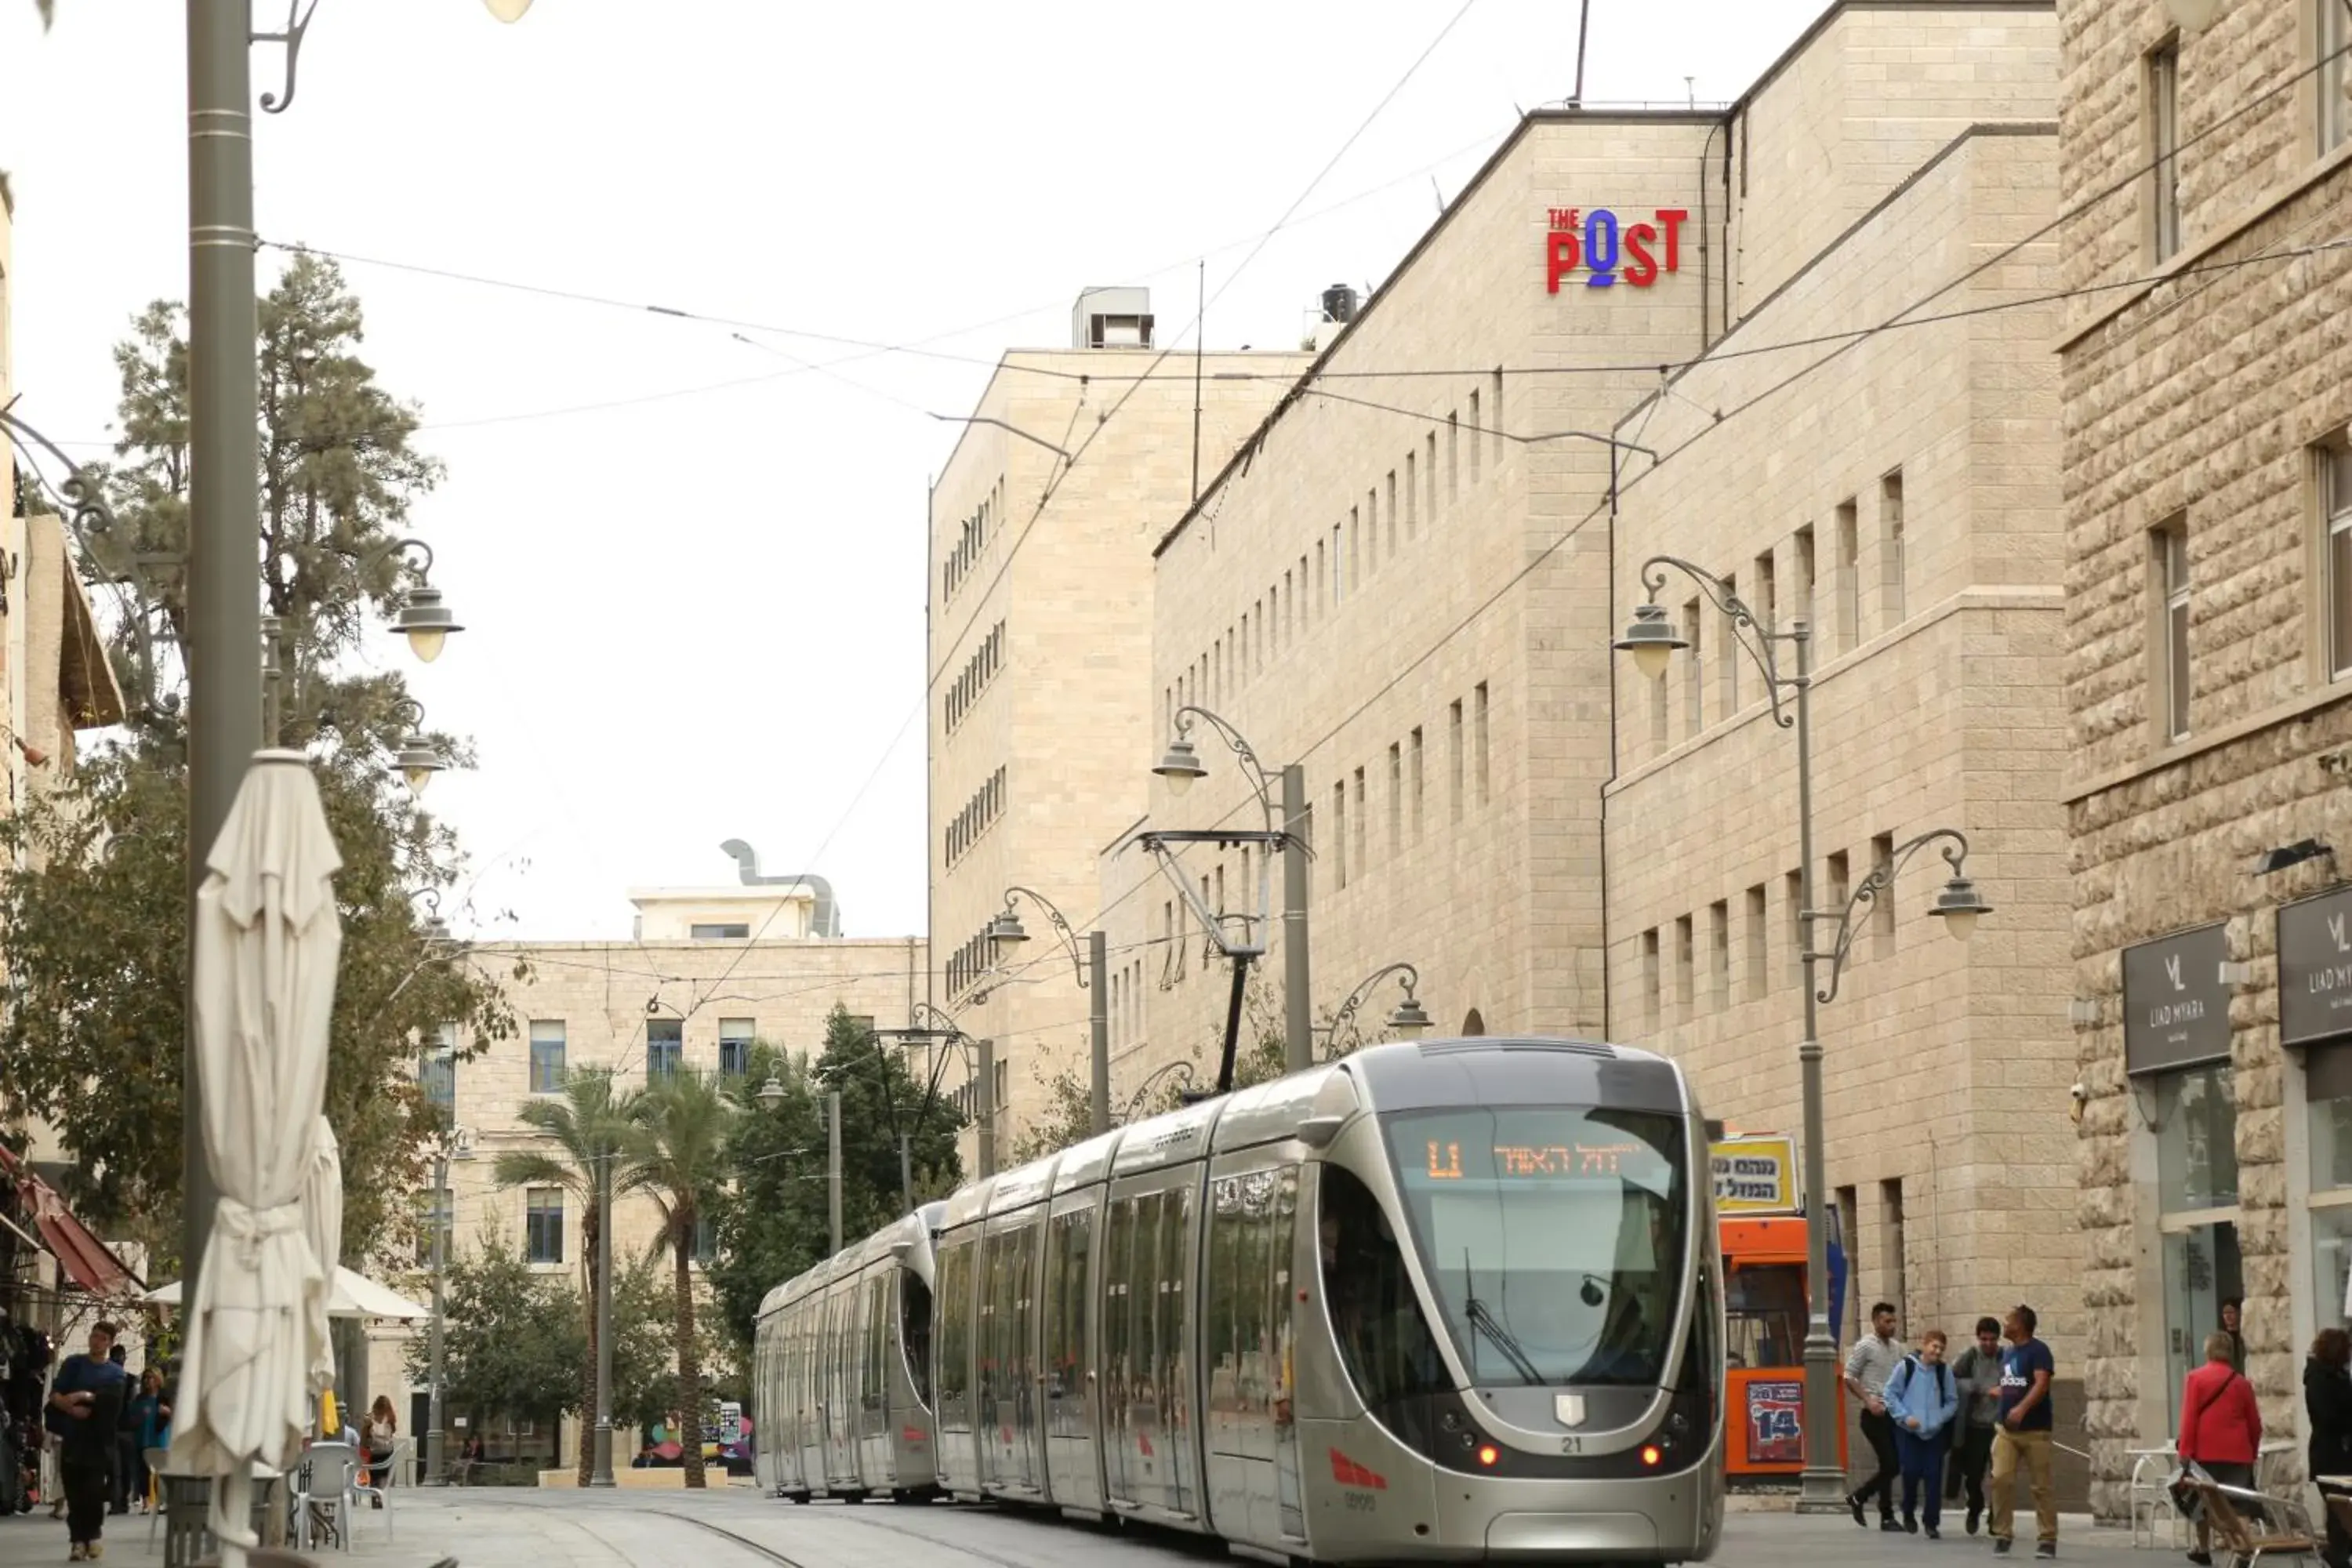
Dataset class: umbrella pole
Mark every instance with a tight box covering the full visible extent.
[210,1467,253,1568]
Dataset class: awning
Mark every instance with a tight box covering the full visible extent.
[144,1265,429,1323]
[0,1143,141,1297]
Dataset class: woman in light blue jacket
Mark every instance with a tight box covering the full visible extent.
[1882,1329,1960,1538]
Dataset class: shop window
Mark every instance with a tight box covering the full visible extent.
[2154,1059,2241,1424]
[2309,1046,2352,1333]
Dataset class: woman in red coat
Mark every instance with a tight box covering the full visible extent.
[2180,1328,2262,1566]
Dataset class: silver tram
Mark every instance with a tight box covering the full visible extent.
[751,1036,1725,1563]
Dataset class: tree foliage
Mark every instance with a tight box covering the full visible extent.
[408,1229,581,1441]
[625,1068,735,1488]
[707,1011,966,1360]
[0,254,513,1271]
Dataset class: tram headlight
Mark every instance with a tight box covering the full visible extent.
[1475,1444,1501,1468]
[1639,1444,1664,1468]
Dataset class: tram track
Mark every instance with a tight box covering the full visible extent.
[622,1497,1099,1568]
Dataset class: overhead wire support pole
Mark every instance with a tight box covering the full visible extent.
[983,887,1110,1135]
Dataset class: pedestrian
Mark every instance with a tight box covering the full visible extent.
[123,1373,167,1516]
[103,1349,131,1519]
[1949,1315,2005,1535]
[1843,1300,1905,1532]
[362,1396,397,1502]
[2179,1328,2259,1567]
[2221,1298,2248,1375]
[45,1322,125,1562]
[1987,1301,2057,1559]
[1884,1327,1960,1538]
[2303,1327,2352,1568]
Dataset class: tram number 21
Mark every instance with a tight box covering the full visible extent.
[1558,1436,1582,1454]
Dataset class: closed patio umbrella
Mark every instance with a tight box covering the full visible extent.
[167,752,343,1565]
[299,1116,342,1394]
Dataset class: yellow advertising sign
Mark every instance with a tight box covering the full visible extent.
[1710,1133,1801,1215]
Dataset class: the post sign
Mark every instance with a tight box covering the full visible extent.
[2280,887,2352,1050]
[2122,923,2232,1075]
[1545,207,1690,292]
[1744,1379,1806,1465]
[1710,1133,1800,1215]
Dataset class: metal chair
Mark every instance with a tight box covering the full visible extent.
[2196,1480,2321,1565]
[2128,1442,2189,1549]
[292,1441,358,1553]
[143,1449,170,1553]
[350,1444,392,1540]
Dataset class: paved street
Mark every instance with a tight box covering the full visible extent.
[0,1486,2154,1568]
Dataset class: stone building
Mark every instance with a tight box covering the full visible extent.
[2059,0,2352,1518]
[1088,0,2085,1479]
[371,855,925,1464]
[924,318,1307,1170]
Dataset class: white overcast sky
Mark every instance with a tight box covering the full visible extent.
[3,0,1822,942]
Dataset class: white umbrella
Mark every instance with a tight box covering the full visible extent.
[168,752,343,1566]
[299,1116,343,1392]
[145,1265,427,1323]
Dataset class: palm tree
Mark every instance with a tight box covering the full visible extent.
[626,1067,737,1490]
[492,1065,638,1484]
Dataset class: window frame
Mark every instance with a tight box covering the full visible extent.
[528,1021,566,1094]
[2150,39,2183,263]
[525,1186,565,1265]
[2325,441,2352,680]
[2158,517,2192,742]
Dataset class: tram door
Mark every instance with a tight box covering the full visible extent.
[795,1300,825,1488]
[1103,1176,1200,1519]
[824,1284,859,1486]
[979,1212,1044,1496]
[1043,1194,1101,1511]
[857,1272,894,1486]
[1203,1163,1301,1548]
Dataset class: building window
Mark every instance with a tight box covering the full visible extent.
[2325,0,2350,153]
[2157,517,2191,741]
[1352,768,1367,880]
[1674,914,1695,1013]
[1746,884,1768,1000]
[416,1186,453,1268]
[719,1018,753,1080]
[1720,574,1740,714]
[1642,928,1661,1030]
[1491,369,1505,465]
[1448,699,1465,824]
[2151,41,2182,262]
[2325,444,2352,679]
[1409,726,1425,840]
[1881,470,1906,625]
[528,1021,566,1094]
[1406,449,1419,535]
[1468,390,1482,483]
[2306,1047,2352,1333]
[648,1018,682,1080]
[691,923,750,941]
[694,1210,718,1265]
[525,1188,565,1265]
[1795,524,1817,632]
[1708,900,1730,1008]
[1871,832,1896,956]
[1472,682,1490,805]
[420,1023,456,1115]
[1683,597,1704,739]
[1386,470,1399,554]
[1826,850,1851,920]
[1753,550,1777,630]
[1387,743,1402,854]
[1786,869,1805,989]
[1447,412,1459,503]
[2154,1061,2240,1422]
[1425,432,1438,521]
[1333,782,1348,891]
[1836,499,1860,652]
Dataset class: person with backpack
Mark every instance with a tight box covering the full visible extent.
[1883,1327,1961,1538]
[2179,1328,2261,1567]
[45,1322,125,1561]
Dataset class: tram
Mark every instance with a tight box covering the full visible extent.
[752,1036,1726,1563]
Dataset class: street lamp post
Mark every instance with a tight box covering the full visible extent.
[1152,706,1306,1086]
[423,1123,470,1487]
[877,1003,979,1201]
[1318,962,1435,1056]
[1613,557,1991,1514]
[986,887,1110,1136]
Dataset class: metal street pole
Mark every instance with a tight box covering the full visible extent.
[826,1092,844,1254]
[589,1151,615,1487]
[1281,764,1312,1072]
[181,0,264,1421]
[1087,931,1111,1135]
[1790,619,1843,1515]
[424,1149,449,1486]
[976,1038,996,1178]
[898,1132,913,1210]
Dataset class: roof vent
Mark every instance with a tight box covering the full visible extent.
[1072,287,1153,350]
[1321,283,1359,324]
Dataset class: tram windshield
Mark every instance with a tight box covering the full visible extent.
[1381,1105,1688,1388]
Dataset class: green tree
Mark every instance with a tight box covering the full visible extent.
[626,1068,736,1490]
[407,1229,583,1454]
[812,1005,965,1241]
[490,1067,637,1484]
[0,254,511,1268]
[608,1253,728,1439]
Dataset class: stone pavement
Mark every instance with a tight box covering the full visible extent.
[0,1484,2167,1567]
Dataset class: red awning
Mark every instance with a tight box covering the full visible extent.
[0,1144,140,1297]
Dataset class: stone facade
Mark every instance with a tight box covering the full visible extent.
[926,342,1307,1168]
[2059,0,2352,1519]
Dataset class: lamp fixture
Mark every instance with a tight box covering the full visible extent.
[1388,994,1433,1040]
[1613,601,1689,683]
[1929,873,1992,942]
[986,909,1030,960]
[2256,838,2334,875]
[2218,959,2255,987]
[391,583,464,665]
[754,1076,787,1108]
[2067,998,2100,1028]
[1153,736,1208,795]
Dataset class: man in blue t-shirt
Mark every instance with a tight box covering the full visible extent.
[47,1322,125,1560]
[1987,1302,2056,1559]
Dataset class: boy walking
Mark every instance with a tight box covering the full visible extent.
[1988,1302,2057,1559]
[1949,1316,2005,1534]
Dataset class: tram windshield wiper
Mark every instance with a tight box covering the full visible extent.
[1463,1293,1544,1385]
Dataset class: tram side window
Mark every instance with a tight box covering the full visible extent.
[1130,1192,1166,1410]
[1722,1261,1805,1370]
[1047,1209,1091,1400]
[901,1268,935,1406]
[1682,1266,1719,1432]
[1103,1196,1138,1423]
[866,1276,887,1414]
[1160,1184,1194,1419]
[1207,1180,1243,1415]
[1319,1163,1449,1410]
[938,1240,975,1428]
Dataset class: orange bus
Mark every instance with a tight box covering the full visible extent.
[1713,1134,1849,1483]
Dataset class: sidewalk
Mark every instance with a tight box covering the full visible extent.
[0,1489,643,1568]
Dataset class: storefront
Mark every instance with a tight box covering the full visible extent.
[2122,924,2239,1428]
[2281,887,2352,1352]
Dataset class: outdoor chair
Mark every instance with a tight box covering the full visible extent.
[2129,1441,2190,1549]
[348,1448,391,1540]
[292,1442,359,1553]
[2195,1480,2321,1565]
